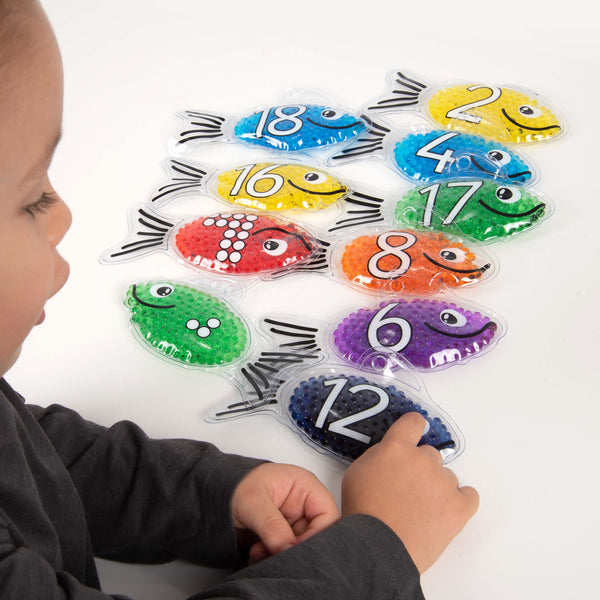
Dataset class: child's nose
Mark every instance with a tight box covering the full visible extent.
[47,194,72,247]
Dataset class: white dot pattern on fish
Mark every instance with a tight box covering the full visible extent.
[203,214,259,264]
[186,317,222,338]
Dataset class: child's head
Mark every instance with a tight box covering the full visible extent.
[0,0,71,376]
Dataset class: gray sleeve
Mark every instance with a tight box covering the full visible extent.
[29,403,264,567]
[189,514,425,600]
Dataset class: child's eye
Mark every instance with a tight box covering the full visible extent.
[25,191,58,216]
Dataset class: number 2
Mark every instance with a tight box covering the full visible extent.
[314,378,390,444]
[445,86,502,125]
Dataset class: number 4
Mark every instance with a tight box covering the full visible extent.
[415,132,458,173]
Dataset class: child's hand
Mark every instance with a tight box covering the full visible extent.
[341,412,479,573]
[231,463,340,564]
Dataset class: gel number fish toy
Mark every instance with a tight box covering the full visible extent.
[102,207,326,280]
[328,179,551,242]
[250,296,502,376]
[335,228,494,295]
[124,281,324,400]
[125,281,252,367]
[330,119,535,185]
[209,362,462,464]
[330,298,502,370]
[393,180,552,243]
[150,158,383,213]
[171,103,367,154]
[365,70,563,144]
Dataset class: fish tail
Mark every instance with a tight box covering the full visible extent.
[327,191,386,233]
[213,319,324,418]
[150,158,210,206]
[328,114,389,163]
[175,110,226,147]
[100,206,175,263]
[365,69,429,113]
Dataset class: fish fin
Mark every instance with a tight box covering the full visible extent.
[328,114,389,164]
[328,191,386,233]
[365,69,430,113]
[270,239,332,278]
[100,206,175,263]
[150,158,211,206]
[217,318,324,416]
[175,110,227,147]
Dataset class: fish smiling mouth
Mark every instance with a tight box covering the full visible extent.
[501,109,561,132]
[287,179,347,196]
[424,321,496,338]
[469,156,532,180]
[131,285,175,309]
[305,118,363,129]
[479,200,545,218]
[423,253,491,275]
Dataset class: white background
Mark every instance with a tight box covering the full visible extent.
[7,0,599,598]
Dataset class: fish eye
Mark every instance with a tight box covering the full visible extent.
[150,283,175,298]
[321,109,341,120]
[439,309,467,328]
[439,247,466,262]
[488,149,511,166]
[518,104,542,118]
[303,171,327,184]
[263,239,288,256]
[495,186,521,204]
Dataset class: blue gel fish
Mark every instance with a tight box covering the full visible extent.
[287,373,457,462]
[330,116,535,185]
[174,104,366,153]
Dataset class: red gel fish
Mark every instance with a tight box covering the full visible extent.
[102,206,324,278]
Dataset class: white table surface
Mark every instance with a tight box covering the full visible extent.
[7,1,599,598]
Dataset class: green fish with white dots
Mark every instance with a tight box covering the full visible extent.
[124,281,250,367]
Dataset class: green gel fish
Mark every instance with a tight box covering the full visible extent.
[394,180,549,242]
[125,281,250,367]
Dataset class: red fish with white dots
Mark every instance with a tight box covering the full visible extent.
[101,206,324,278]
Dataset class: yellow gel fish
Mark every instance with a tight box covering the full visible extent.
[152,159,384,213]
[366,70,563,145]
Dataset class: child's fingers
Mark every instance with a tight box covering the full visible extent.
[245,500,297,556]
[380,412,430,447]
[458,485,480,515]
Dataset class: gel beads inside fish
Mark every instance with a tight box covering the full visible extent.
[332,299,500,371]
[338,228,493,294]
[125,281,250,367]
[331,121,535,186]
[394,180,550,242]
[365,70,563,144]
[150,158,382,213]
[286,370,459,462]
[172,104,366,154]
[102,207,325,279]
